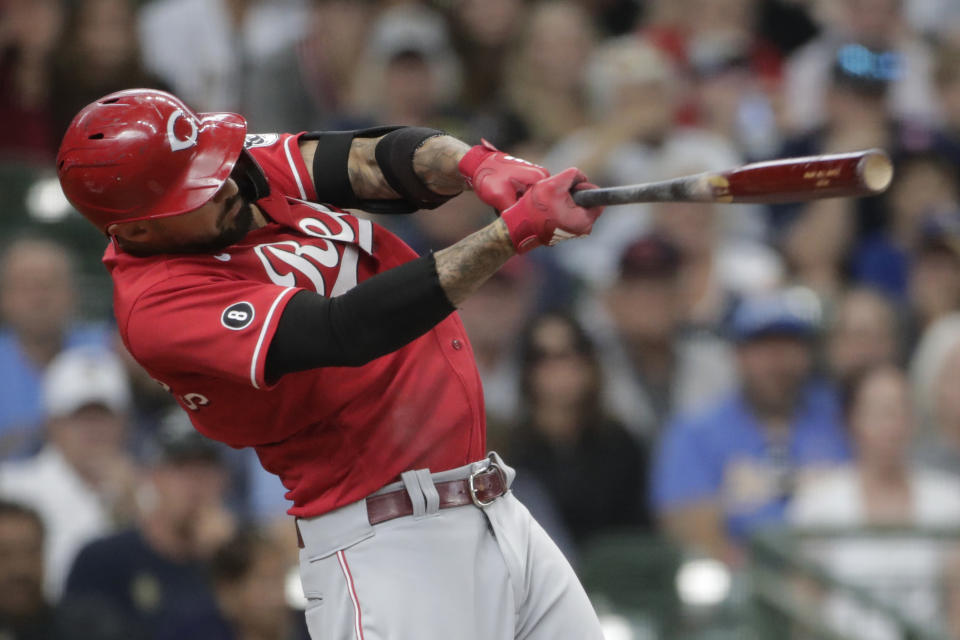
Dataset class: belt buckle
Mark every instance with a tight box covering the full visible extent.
[468,460,505,508]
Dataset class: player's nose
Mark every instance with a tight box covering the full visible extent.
[214,178,240,203]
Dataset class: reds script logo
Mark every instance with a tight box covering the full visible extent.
[255,241,340,295]
[254,204,371,297]
[166,109,198,152]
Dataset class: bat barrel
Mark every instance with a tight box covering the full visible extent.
[570,148,894,207]
[721,148,893,204]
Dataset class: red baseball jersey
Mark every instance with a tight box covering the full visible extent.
[106,132,487,517]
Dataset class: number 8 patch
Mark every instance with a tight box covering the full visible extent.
[221,302,255,330]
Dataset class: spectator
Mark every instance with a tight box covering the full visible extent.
[826,287,901,386]
[774,43,904,248]
[542,37,731,286]
[345,4,463,131]
[448,0,532,146]
[794,364,960,526]
[0,346,135,600]
[649,198,782,328]
[160,530,309,640]
[113,345,181,458]
[652,288,850,563]
[210,531,307,640]
[851,153,960,298]
[930,42,960,169]
[0,0,64,161]
[0,236,112,458]
[543,37,682,186]
[458,256,539,431]
[906,216,960,336]
[792,41,904,153]
[243,0,375,133]
[756,0,821,55]
[0,500,49,637]
[789,364,960,639]
[48,0,169,143]
[576,0,642,36]
[452,0,524,108]
[690,36,781,160]
[63,424,235,639]
[903,0,960,39]
[153,407,255,526]
[783,0,938,133]
[780,197,857,302]
[508,312,651,549]
[504,1,596,151]
[581,235,735,438]
[910,313,960,476]
[547,55,778,294]
[642,0,784,82]
[648,0,784,149]
[643,143,782,328]
[138,0,307,111]
[0,499,135,639]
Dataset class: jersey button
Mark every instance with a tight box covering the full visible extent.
[451,339,462,351]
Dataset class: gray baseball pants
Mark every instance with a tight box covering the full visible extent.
[296,453,604,640]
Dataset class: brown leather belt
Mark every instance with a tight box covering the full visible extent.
[297,463,507,549]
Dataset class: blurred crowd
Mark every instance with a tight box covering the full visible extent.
[4,0,960,637]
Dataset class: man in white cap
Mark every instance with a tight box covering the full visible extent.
[0,345,136,599]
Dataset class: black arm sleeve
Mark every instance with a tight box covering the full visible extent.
[264,254,456,382]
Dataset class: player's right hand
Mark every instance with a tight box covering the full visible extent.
[458,139,550,212]
[500,168,604,254]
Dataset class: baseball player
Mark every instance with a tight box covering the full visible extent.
[56,89,606,640]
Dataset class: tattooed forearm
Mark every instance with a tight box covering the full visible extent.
[347,136,401,200]
[413,135,472,195]
[434,218,515,306]
[343,134,469,200]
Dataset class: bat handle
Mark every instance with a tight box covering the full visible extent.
[571,188,604,208]
[570,175,701,208]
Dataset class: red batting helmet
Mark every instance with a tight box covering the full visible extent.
[56,89,247,233]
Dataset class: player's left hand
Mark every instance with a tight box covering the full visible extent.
[458,139,550,212]
[500,167,604,254]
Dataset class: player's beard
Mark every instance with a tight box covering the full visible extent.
[209,195,256,249]
[119,195,257,256]
[173,194,256,254]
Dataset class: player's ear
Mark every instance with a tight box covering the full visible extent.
[107,221,152,242]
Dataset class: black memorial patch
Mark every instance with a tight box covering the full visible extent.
[221,302,255,330]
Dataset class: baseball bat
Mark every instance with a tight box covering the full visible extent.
[571,148,894,208]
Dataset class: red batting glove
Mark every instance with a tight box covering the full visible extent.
[500,168,604,254]
[458,139,550,212]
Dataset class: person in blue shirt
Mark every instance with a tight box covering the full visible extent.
[63,425,235,640]
[157,530,309,640]
[0,236,112,459]
[651,288,851,564]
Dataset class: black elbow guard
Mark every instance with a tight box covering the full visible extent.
[374,127,455,211]
[305,126,411,213]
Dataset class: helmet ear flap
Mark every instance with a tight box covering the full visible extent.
[231,149,270,203]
